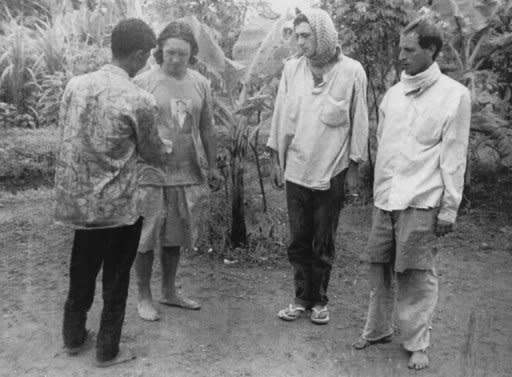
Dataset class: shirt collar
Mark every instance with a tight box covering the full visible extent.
[101,64,130,79]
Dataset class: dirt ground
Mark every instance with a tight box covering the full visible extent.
[1,187,512,377]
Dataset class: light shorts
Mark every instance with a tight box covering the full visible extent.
[137,185,208,252]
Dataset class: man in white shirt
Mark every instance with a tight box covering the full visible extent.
[267,8,368,325]
[353,19,471,370]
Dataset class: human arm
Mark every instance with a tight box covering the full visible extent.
[270,148,284,189]
[437,89,472,233]
[134,100,172,165]
[347,66,370,193]
[266,64,289,189]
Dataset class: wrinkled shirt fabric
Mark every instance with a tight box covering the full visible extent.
[54,64,168,229]
[374,63,472,223]
[267,55,369,190]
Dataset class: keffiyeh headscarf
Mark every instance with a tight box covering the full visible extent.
[298,8,341,68]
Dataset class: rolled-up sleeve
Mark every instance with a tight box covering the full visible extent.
[438,89,472,223]
[349,66,369,163]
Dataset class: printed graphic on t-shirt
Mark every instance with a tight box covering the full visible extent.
[171,98,193,134]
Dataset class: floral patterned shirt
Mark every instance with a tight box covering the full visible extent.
[54,64,169,229]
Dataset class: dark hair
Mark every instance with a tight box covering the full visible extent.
[111,18,156,58]
[153,21,199,65]
[293,13,309,28]
[402,18,443,60]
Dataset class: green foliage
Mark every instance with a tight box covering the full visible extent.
[424,1,512,171]
[0,8,41,113]
[322,0,410,122]
[0,1,114,128]
[145,0,247,58]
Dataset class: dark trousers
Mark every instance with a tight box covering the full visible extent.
[62,218,142,362]
[286,172,345,307]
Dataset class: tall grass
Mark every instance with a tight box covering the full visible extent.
[0,1,117,127]
[0,7,41,112]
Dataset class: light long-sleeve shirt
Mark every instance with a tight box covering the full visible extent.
[54,64,169,229]
[266,55,369,190]
[374,70,471,223]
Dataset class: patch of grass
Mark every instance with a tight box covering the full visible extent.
[0,127,58,191]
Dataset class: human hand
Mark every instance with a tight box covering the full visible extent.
[345,161,360,197]
[435,219,453,237]
[162,140,173,154]
[271,163,284,190]
[208,168,223,192]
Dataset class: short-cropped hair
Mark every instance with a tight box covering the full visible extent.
[153,21,199,65]
[403,18,443,60]
[111,18,156,58]
[293,13,309,28]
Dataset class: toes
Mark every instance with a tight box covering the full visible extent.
[137,302,160,321]
[408,352,429,370]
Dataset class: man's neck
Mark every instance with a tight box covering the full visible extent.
[111,58,132,77]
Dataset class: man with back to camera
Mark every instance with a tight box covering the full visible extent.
[353,18,471,370]
[54,18,172,367]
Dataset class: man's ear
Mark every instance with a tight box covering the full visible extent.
[133,49,146,61]
[426,45,436,61]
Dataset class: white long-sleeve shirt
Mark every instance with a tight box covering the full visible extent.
[374,71,471,223]
[266,55,369,190]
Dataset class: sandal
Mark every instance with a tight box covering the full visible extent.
[353,334,392,350]
[277,304,306,321]
[310,305,329,325]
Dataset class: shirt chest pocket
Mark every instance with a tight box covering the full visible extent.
[320,97,349,128]
[415,114,444,145]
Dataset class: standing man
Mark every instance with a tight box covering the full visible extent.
[55,19,172,367]
[267,8,369,325]
[353,19,471,370]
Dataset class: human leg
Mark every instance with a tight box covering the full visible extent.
[393,208,440,369]
[158,186,200,310]
[354,262,395,349]
[96,218,141,363]
[62,229,103,351]
[396,269,438,370]
[158,245,200,310]
[135,251,159,320]
[310,172,345,310]
[354,208,396,348]
[135,186,165,321]
[285,180,315,310]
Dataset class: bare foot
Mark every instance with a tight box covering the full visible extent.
[137,299,160,321]
[159,294,201,310]
[408,350,429,370]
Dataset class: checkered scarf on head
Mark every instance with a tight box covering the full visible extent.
[298,8,341,68]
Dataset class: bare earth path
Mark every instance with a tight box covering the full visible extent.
[1,189,511,377]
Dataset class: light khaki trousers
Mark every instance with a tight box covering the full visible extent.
[361,263,438,351]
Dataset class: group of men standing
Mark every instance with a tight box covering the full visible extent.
[54,8,471,371]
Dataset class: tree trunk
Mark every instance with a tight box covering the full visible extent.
[231,155,247,246]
